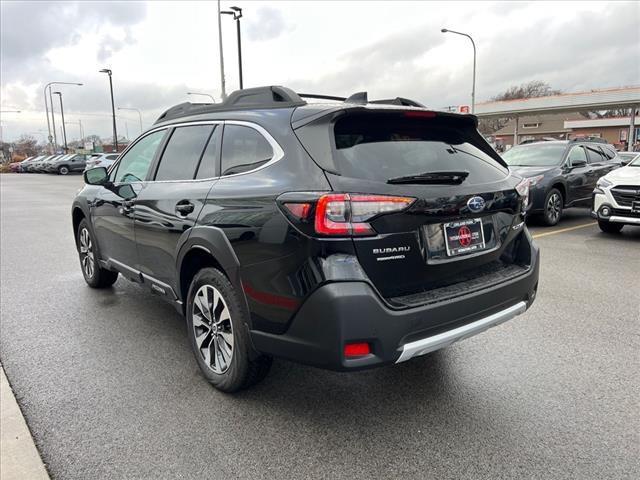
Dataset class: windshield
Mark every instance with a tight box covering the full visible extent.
[629,155,640,166]
[332,114,507,184]
[502,144,566,166]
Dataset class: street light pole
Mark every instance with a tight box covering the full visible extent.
[118,107,144,133]
[43,85,52,150]
[53,92,68,153]
[43,82,82,151]
[217,0,227,100]
[100,69,118,152]
[441,28,476,113]
[187,92,216,103]
[49,87,58,148]
[221,6,244,89]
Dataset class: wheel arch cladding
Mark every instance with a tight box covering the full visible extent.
[72,205,87,245]
[176,226,243,306]
[551,182,566,203]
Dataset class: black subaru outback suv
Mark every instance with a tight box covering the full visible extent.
[73,86,539,392]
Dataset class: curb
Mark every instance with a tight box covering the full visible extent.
[0,365,50,480]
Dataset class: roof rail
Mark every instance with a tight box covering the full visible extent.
[300,91,425,108]
[154,85,430,124]
[154,86,306,124]
[298,93,347,102]
[570,137,608,144]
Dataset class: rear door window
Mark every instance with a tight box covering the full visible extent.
[195,127,220,179]
[585,146,605,163]
[333,113,507,183]
[154,125,214,181]
[221,125,273,176]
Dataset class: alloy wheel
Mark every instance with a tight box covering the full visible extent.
[546,193,561,223]
[79,228,95,278]
[192,284,234,374]
[59,166,69,175]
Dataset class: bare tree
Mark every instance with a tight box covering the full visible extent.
[479,81,562,134]
[491,80,562,102]
[13,134,40,157]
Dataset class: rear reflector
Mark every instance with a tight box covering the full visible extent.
[344,342,371,358]
[283,202,311,220]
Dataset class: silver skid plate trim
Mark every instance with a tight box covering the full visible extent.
[396,301,527,363]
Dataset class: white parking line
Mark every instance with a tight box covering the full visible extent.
[532,222,597,239]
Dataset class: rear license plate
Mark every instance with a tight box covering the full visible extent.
[632,201,640,213]
[443,218,486,256]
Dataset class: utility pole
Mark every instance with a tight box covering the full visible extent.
[217,0,227,99]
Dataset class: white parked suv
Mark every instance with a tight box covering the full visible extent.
[84,153,119,171]
[592,154,640,232]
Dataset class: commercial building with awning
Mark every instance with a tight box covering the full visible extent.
[474,86,640,150]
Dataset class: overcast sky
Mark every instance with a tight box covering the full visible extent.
[1,0,639,142]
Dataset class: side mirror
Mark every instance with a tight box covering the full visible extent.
[115,184,137,200]
[570,159,587,168]
[84,167,109,186]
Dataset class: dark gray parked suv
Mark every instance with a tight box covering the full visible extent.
[72,86,539,392]
[503,140,622,225]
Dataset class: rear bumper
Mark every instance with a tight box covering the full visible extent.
[251,243,539,371]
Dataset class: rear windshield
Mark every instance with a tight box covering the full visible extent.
[332,114,507,183]
[502,144,566,166]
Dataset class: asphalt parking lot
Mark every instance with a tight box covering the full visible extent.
[1,173,639,480]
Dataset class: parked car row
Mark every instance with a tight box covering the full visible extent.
[15,154,87,174]
[12,152,119,175]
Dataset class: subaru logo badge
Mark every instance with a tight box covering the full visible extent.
[467,196,485,213]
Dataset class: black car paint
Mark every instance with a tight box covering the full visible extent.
[509,142,622,214]
[72,102,539,370]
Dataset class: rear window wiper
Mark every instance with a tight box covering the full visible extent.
[387,171,469,185]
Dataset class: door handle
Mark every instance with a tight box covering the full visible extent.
[122,199,135,213]
[175,201,195,216]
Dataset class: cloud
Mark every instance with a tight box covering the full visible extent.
[478,2,640,97]
[246,6,292,41]
[287,1,639,108]
[0,1,146,81]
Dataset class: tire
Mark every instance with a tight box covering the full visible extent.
[186,268,272,392]
[598,220,623,233]
[542,188,563,226]
[76,219,118,288]
[58,165,70,175]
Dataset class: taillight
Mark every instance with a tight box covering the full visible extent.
[314,193,414,237]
